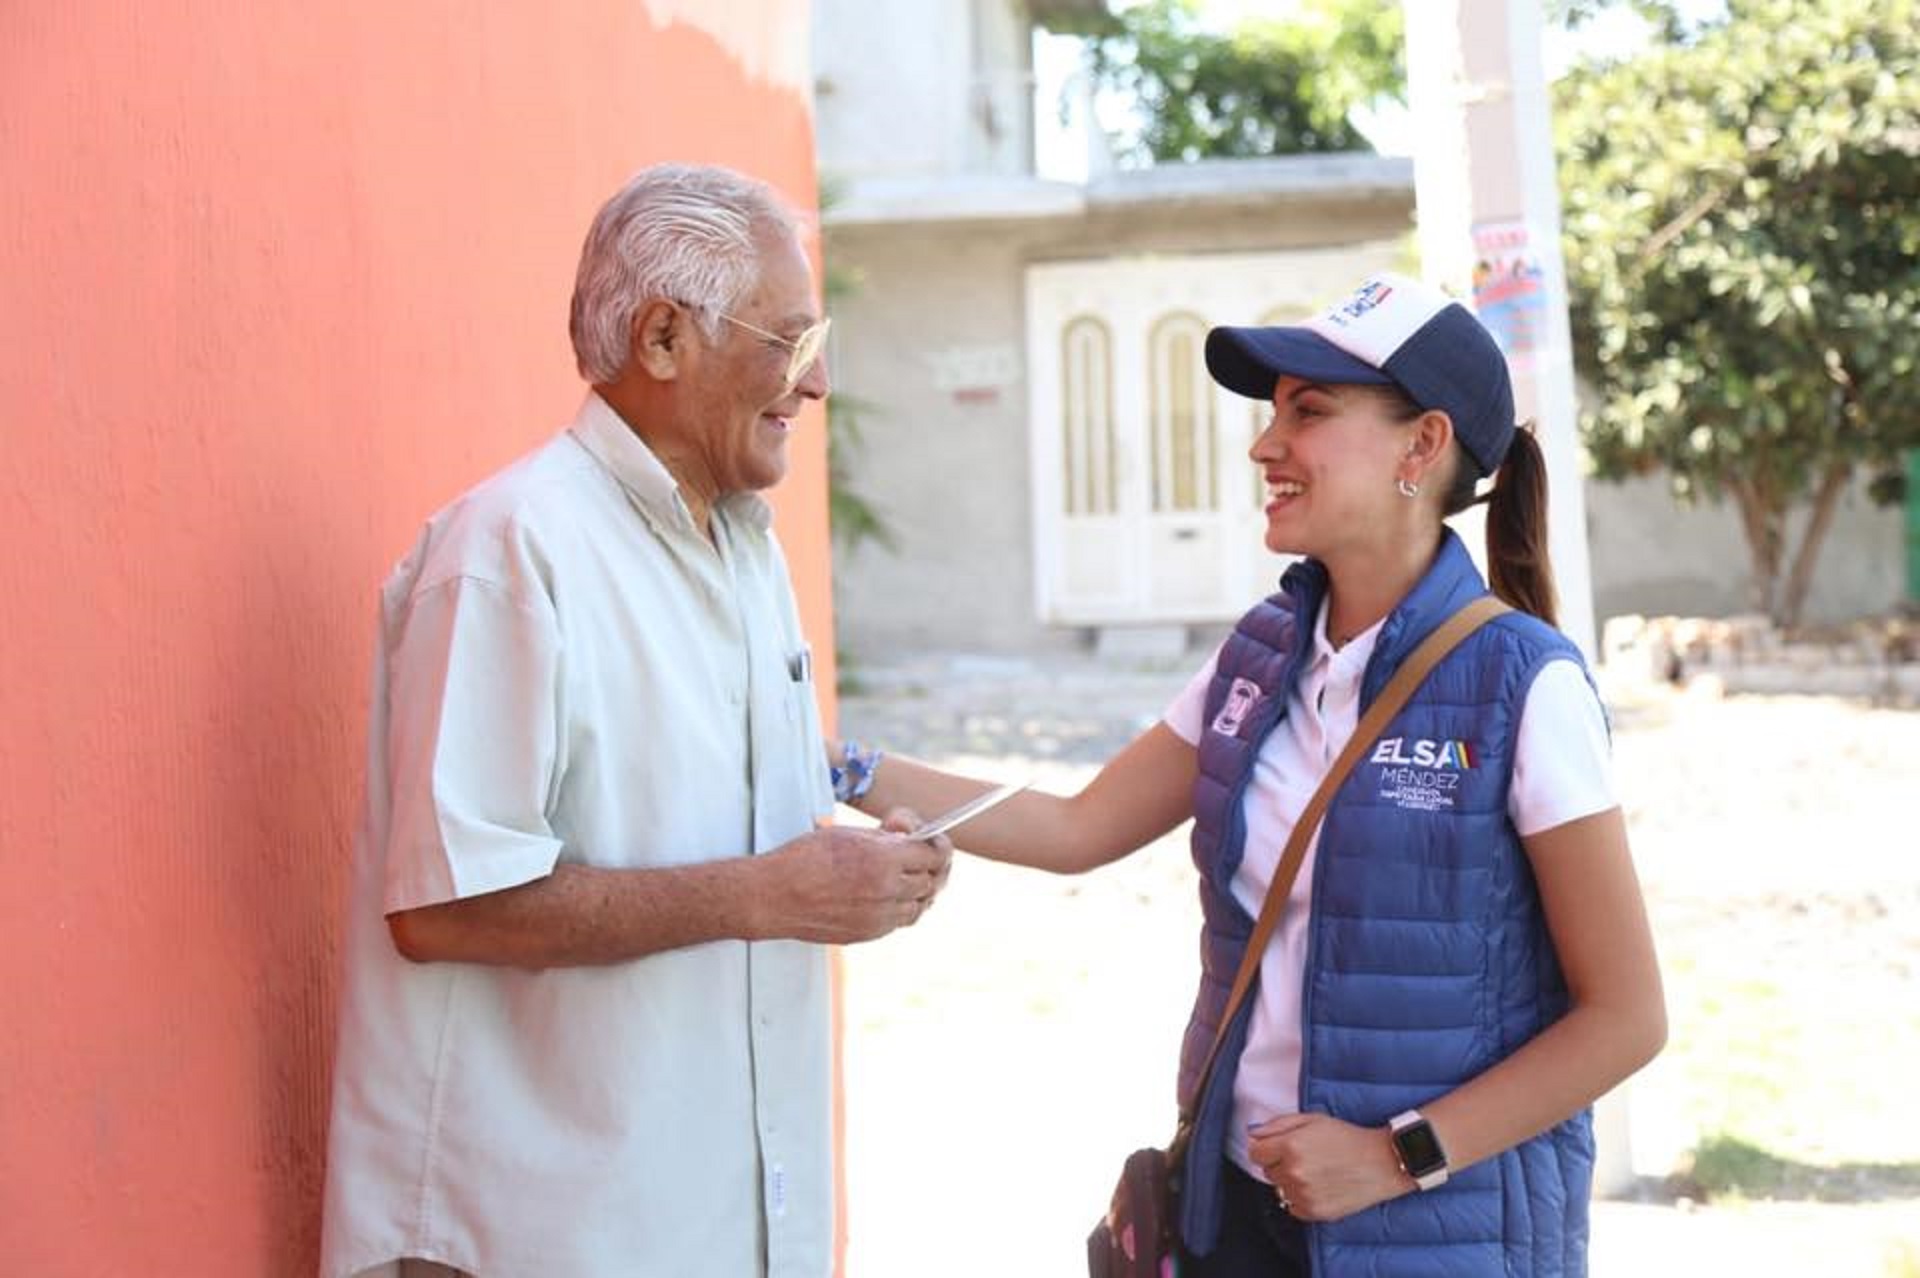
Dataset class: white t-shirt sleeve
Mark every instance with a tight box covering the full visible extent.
[1508,658,1617,837]
[380,574,567,914]
[1164,646,1224,746]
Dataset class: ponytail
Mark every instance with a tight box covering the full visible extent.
[1389,389,1560,629]
[1484,424,1557,628]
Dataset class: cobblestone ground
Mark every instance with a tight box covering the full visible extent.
[834,651,1920,1277]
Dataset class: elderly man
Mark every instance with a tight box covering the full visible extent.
[319,164,948,1278]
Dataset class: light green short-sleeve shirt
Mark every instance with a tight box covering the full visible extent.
[321,394,837,1278]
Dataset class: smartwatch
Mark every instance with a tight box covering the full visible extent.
[1388,1109,1449,1190]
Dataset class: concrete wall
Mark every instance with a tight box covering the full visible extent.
[1587,474,1906,625]
[0,5,829,1273]
[830,226,1041,653]
[826,194,1415,657]
[813,0,1033,180]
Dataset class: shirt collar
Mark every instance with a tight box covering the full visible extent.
[567,391,773,534]
[1311,601,1383,676]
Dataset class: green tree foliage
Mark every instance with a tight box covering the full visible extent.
[817,177,896,558]
[1555,0,1920,625]
[1547,0,1693,42]
[1081,0,1404,165]
[824,387,895,557]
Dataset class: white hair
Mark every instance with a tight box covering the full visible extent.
[568,163,800,383]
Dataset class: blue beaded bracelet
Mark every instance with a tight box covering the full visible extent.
[830,740,884,804]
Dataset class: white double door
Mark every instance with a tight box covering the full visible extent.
[1025,244,1398,626]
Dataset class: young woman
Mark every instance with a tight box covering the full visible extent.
[832,274,1665,1277]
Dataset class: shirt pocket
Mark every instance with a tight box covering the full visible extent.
[782,644,834,816]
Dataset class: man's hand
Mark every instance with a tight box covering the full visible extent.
[876,806,954,903]
[1246,1112,1409,1222]
[757,817,954,944]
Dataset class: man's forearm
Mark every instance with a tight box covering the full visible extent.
[388,859,772,968]
[387,821,951,966]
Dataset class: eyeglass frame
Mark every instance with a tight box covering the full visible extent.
[712,310,831,391]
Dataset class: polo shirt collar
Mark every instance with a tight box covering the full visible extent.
[1310,600,1382,677]
[568,391,773,534]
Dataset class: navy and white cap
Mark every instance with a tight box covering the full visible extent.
[1205,273,1517,476]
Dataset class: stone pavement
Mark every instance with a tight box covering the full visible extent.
[832,648,1920,1277]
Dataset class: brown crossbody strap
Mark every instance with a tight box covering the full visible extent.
[1171,595,1511,1151]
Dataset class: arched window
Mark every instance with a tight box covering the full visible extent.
[1060,315,1116,515]
[1147,311,1216,513]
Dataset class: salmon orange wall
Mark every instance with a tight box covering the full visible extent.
[0,4,832,1272]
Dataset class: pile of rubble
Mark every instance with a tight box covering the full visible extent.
[1600,611,1920,704]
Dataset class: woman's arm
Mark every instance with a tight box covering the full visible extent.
[833,723,1198,875]
[1251,805,1666,1219]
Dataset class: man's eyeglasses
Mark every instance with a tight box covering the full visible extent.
[716,312,831,391]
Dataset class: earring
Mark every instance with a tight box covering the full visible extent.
[1396,478,1420,498]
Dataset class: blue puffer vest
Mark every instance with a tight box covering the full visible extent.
[1175,531,1597,1277]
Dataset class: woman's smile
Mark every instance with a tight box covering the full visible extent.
[1264,474,1307,516]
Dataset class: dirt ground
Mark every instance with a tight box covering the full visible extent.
[833,654,1920,1277]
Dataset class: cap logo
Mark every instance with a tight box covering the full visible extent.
[1305,273,1446,367]
[1328,280,1395,327]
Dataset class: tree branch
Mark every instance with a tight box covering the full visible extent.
[1636,183,1731,266]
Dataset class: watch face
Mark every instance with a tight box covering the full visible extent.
[1395,1120,1446,1175]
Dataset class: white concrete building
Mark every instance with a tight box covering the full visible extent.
[811,0,1906,661]
[814,0,1419,656]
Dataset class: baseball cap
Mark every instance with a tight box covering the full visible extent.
[1204,273,1517,475]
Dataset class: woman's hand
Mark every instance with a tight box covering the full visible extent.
[1246,1112,1408,1222]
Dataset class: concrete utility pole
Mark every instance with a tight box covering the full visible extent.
[1403,0,1629,1196]
[1403,0,1598,661]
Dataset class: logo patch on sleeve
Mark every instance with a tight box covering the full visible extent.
[1369,736,1478,811]
[1210,677,1262,737]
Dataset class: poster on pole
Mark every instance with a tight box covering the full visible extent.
[1470,219,1549,366]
